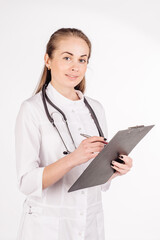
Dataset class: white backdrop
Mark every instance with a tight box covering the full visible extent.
[0,0,160,239]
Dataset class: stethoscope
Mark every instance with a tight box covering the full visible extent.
[42,83,104,155]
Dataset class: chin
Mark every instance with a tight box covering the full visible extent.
[67,80,82,88]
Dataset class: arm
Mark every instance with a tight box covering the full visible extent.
[15,101,106,195]
[42,153,75,189]
[42,136,106,189]
[15,101,44,197]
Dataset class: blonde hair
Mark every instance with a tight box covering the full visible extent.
[35,28,92,94]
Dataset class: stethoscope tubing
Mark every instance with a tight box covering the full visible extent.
[42,83,104,154]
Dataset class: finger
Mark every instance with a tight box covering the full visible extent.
[119,155,132,164]
[87,136,106,144]
[111,165,129,174]
[89,142,105,148]
[118,154,126,162]
[112,160,129,171]
[119,155,133,167]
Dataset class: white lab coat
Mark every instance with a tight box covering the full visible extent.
[15,83,111,240]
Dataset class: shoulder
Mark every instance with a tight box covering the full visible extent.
[21,91,42,108]
[17,91,44,122]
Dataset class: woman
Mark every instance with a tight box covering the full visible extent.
[15,28,132,240]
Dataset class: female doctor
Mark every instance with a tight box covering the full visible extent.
[15,28,132,240]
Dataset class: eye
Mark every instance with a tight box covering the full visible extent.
[79,59,86,63]
[63,57,70,61]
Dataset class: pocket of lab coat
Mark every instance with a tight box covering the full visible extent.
[18,208,59,240]
[96,211,105,239]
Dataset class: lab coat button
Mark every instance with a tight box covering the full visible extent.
[79,232,82,236]
[80,212,83,216]
[81,190,85,194]
[28,206,32,214]
[72,110,75,113]
[78,127,82,131]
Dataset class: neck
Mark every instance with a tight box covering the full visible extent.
[50,81,80,101]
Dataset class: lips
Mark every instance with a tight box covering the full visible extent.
[65,74,79,79]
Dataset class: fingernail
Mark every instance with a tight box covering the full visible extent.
[112,161,115,164]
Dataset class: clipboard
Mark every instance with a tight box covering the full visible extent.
[68,125,154,192]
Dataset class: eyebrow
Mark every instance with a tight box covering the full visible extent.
[61,51,88,57]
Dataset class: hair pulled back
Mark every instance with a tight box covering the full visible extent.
[35,28,92,94]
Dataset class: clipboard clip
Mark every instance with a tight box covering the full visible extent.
[128,125,144,130]
[127,125,145,134]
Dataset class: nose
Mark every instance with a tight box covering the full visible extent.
[71,61,79,72]
[71,67,78,72]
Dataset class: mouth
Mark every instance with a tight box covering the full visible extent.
[65,74,79,79]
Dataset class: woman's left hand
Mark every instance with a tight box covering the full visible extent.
[111,154,133,177]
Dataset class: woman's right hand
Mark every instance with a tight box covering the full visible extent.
[70,136,107,167]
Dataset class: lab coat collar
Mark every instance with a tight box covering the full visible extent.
[46,82,85,109]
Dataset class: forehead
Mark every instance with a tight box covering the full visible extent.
[56,37,89,56]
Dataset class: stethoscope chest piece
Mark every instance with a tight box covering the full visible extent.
[63,151,70,155]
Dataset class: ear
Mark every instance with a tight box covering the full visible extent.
[44,53,51,69]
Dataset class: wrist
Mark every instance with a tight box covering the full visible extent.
[65,152,77,169]
[108,172,119,181]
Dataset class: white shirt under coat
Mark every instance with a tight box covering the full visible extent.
[15,82,111,240]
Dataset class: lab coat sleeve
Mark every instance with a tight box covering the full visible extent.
[99,103,112,192]
[15,100,45,198]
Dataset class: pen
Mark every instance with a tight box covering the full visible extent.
[80,133,92,138]
[80,133,108,144]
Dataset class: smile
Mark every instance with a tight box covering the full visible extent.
[65,74,79,79]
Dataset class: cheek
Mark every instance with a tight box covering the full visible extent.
[58,61,69,72]
[79,64,87,72]
[53,65,66,76]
